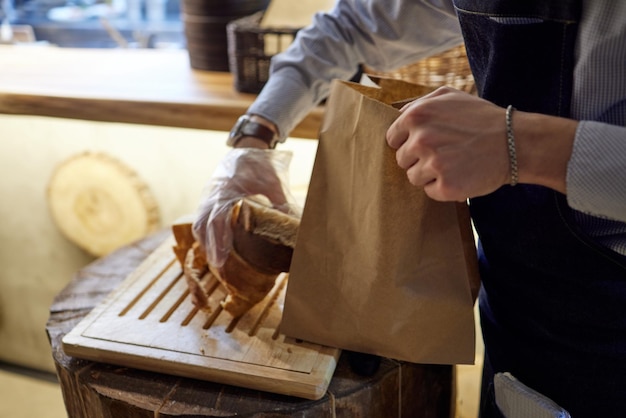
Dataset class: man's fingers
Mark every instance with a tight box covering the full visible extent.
[386,119,410,149]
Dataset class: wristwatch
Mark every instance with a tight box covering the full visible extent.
[227,115,279,148]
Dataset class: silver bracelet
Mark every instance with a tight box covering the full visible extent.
[505,105,519,186]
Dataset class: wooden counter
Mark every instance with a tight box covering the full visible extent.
[0,46,323,138]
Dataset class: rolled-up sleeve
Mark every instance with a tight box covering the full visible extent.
[248,0,463,140]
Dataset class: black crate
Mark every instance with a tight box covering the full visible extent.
[227,12,300,94]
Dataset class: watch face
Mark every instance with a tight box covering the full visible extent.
[233,116,246,135]
[228,116,248,145]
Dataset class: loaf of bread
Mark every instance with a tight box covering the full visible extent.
[172,198,300,317]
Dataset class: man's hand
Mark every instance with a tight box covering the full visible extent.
[192,149,295,268]
[386,87,510,201]
[386,86,578,201]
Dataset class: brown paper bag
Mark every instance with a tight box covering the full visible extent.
[281,78,480,365]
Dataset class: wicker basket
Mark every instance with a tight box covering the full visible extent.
[365,45,476,94]
[227,12,300,94]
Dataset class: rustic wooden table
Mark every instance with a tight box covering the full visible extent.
[0,46,323,138]
[46,230,454,418]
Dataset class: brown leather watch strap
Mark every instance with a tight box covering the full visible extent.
[243,122,275,142]
[228,115,279,148]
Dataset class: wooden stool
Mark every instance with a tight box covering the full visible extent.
[47,230,453,417]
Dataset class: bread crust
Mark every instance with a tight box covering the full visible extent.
[172,198,300,317]
[231,199,299,274]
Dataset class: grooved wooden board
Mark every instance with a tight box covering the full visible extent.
[62,235,340,400]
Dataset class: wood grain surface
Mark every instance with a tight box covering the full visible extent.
[0,46,323,138]
[47,230,455,417]
[62,235,340,400]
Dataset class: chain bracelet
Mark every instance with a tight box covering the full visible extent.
[505,105,519,186]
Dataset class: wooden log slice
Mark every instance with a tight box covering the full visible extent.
[47,151,160,257]
[46,231,454,418]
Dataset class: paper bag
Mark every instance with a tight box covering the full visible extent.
[281,78,480,365]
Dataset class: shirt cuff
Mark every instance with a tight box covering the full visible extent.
[566,120,626,222]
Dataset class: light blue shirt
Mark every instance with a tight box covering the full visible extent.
[248,0,626,254]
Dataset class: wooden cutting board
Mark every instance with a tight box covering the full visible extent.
[62,235,340,400]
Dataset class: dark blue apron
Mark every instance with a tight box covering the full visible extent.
[452,1,626,416]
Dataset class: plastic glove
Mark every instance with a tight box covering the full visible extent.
[192,148,300,269]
